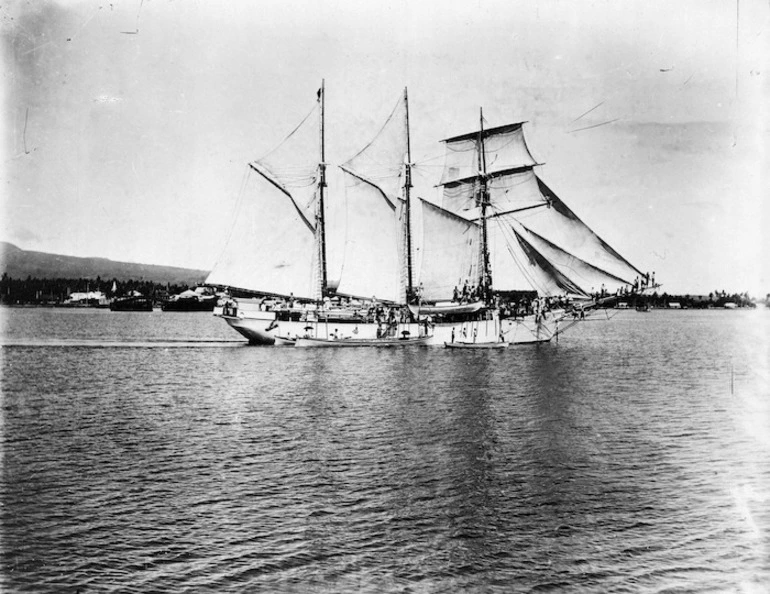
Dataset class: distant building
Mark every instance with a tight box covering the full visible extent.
[66,291,108,306]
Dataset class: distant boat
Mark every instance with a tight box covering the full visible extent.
[110,294,153,312]
[295,335,431,348]
[408,301,484,317]
[444,341,508,350]
[161,288,217,312]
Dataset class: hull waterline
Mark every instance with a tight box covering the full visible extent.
[215,306,566,346]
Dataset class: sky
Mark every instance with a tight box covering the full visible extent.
[1,0,768,296]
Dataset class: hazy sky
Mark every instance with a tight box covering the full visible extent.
[2,0,767,295]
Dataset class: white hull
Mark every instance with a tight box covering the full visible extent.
[216,301,565,346]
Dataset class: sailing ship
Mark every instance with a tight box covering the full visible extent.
[205,83,645,346]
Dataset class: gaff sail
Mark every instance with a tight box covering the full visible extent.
[336,93,410,303]
[417,199,479,302]
[205,100,323,300]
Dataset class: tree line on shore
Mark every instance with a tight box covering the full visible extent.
[1,273,764,308]
[600,290,759,309]
[0,274,192,305]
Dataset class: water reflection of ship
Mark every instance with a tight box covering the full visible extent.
[206,83,644,346]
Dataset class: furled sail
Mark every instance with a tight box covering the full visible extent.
[417,199,479,301]
[336,95,409,303]
[206,103,321,299]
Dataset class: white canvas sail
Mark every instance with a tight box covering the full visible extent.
[417,199,479,301]
[439,123,537,186]
[336,170,402,302]
[206,102,322,299]
[335,95,409,303]
[204,168,318,298]
[508,178,642,285]
[433,119,641,298]
[514,223,630,295]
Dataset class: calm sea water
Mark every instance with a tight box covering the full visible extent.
[1,307,769,593]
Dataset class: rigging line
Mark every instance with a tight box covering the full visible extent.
[735,0,741,99]
[412,152,446,165]
[497,218,548,295]
[342,95,402,166]
[258,103,318,162]
[339,165,396,210]
[249,163,315,232]
[23,108,29,154]
[569,101,605,125]
[343,153,404,181]
[522,225,633,285]
[568,118,620,134]
[209,167,252,275]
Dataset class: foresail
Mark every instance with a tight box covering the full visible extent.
[205,168,318,298]
[515,224,631,295]
[511,178,642,285]
[417,199,479,301]
[509,227,587,296]
[485,178,640,296]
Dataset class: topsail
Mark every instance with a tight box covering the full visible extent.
[426,117,642,298]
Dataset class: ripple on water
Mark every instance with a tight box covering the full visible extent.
[1,309,769,592]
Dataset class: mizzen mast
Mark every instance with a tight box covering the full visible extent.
[404,87,414,299]
[477,107,492,303]
[317,79,329,299]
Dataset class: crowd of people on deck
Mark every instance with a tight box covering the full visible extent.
[589,271,656,301]
[451,281,484,304]
[220,269,658,327]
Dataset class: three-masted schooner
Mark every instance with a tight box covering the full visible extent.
[205,83,645,346]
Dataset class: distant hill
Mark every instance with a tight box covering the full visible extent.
[0,242,209,285]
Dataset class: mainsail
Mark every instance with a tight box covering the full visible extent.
[206,87,326,300]
[430,116,642,298]
[335,91,412,303]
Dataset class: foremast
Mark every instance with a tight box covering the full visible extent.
[477,108,492,304]
[435,113,644,300]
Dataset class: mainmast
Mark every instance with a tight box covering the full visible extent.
[317,79,328,298]
[477,107,492,303]
[404,87,414,299]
